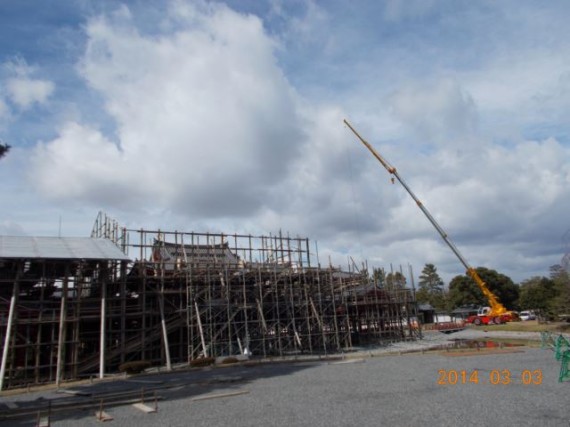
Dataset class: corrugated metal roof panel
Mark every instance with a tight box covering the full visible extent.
[0,236,130,261]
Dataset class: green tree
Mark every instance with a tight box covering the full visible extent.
[416,287,448,311]
[550,264,570,316]
[385,271,406,291]
[447,267,519,310]
[416,263,446,310]
[418,263,444,292]
[518,276,558,319]
[447,275,483,309]
[371,267,386,288]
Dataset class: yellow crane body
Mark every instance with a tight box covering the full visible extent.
[344,119,509,318]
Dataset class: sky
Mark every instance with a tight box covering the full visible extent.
[1,0,569,285]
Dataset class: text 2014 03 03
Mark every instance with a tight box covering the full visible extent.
[437,369,542,385]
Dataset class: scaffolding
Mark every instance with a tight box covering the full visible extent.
[0,213,420,390]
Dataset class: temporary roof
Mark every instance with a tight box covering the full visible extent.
[0,236,130,261]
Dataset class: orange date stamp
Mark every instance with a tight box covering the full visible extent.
[437,369,542,385]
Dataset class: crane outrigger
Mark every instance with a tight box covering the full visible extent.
[344,119,515,325]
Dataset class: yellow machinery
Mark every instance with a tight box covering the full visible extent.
[344,119,510,318]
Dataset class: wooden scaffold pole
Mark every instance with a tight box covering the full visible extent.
[0,263,22,391]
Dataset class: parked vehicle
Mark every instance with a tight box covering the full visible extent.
[465,306,518,325]
[519,310,536,321]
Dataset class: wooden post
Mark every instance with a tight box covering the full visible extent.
[195,301,207,357]
[159,278,172,371]
[120,261,127,365]
[0,264,22,391]
[34,263,47,383]
[99,264,106,379]
[56,273,69,387]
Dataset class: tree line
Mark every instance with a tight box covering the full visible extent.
[371,263,570,320]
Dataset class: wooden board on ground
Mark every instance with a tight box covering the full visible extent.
[132,402,157,413]
[440,349,525,357]
[95,410,114,421]
[191,390,249,402]
[329,358,366,365]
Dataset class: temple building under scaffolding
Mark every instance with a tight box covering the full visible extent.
[0,212,420,390]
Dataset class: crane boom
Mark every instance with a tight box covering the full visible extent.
[344,119,507,317]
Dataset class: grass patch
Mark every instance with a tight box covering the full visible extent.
[468,321,570,333]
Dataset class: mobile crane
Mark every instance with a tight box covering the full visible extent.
[344,119,516,325]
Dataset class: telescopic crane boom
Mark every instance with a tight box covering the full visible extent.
[344,119,508,317]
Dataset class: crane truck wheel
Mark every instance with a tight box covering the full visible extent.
[474,318,482,326]
[493,317,503,325]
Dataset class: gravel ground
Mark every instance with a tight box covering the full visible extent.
[2,330,569,427]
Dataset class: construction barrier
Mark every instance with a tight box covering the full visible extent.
[541,332,570,382]
[554,335,569,361]
[540,331,555,349]
[559,350,570,383]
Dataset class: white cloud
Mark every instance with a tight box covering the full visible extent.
[286,1,329,45]
[384,0,437,21]
[14,0,570,285]
[0,98,9,120]
[460,48,570,141]
[31,2,304,217]
[6,78,54,109]
[389,79,478,145]
[31,122,130,203]
[0,220,28,236]
[2,58,55,110]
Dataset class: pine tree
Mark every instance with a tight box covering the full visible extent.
[418,263,444,293]
[417,263,446,310]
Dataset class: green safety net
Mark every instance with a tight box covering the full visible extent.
[559,350,570,382]
[543,332,570,382]
[555,335,570,361]
[541,331,555,349]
